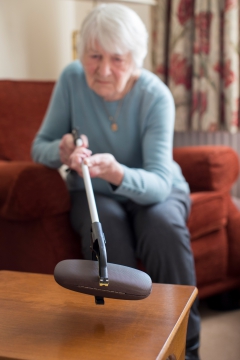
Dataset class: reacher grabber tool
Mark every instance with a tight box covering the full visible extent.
[54,128,152,305]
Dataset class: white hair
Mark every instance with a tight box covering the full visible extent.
[78,3,148,68]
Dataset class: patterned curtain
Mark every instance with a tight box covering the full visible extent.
[152,0,240,133]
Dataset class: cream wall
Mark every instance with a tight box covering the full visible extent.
[0,0,152,80]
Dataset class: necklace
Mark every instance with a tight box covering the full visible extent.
[102,99,124,132]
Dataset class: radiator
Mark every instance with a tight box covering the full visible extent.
[173,131,240,198]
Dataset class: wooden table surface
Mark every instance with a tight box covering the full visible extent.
[0,271,197,360]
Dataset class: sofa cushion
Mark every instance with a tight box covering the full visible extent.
[226,197,240,277]
[0,214,81,274]
[0,80,54,161]
[0,161,70,220]
[188,191,228,240]
[192,228,228,286]
[173,146,239,192]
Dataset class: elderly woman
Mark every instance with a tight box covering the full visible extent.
[32,4,200,360]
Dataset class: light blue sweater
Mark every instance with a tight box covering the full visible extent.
[32,61,189,205]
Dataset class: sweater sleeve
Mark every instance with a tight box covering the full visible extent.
[112,86,175,205]
[31,69,72,168]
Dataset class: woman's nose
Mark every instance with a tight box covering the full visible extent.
[98,59,112,77]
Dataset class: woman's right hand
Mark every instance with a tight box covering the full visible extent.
[59,133,90,167]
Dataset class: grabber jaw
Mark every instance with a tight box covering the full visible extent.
[91,221,109,304]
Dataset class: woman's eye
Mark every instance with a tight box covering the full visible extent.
[114,57,122,62]
[91,55,100,59]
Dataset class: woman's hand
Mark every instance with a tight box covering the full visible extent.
[86,154,124,186]
[59,133,89,166]
[70,152,124,186]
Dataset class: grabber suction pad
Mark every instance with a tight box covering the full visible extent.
[54,260,152,300]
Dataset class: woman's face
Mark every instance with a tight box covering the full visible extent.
[82,42,136,101]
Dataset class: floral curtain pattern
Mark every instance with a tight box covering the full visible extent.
[152,0,240,133]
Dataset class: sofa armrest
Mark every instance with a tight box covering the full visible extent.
[0,161,70,220]
[173,145,240,192]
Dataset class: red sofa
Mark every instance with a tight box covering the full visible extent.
[1,80,240,299]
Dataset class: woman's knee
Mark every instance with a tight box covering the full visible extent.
[133,201,195,284]
[134,201,191,255]
[95,194,129,225]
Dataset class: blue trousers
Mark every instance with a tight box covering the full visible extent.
[70,188,200,341]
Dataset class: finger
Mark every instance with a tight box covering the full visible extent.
[59,134,75,152]
[70,148,92,167]
[59,136,74,165]
[83,158,92,167]
[80,134,89,148]
[84,153,103,167]
[64,134,75,150]
[72,148,92,158]
[84,157,97,167]
[70,154,83,168]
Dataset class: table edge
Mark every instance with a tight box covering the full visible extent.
[156,287,198,360]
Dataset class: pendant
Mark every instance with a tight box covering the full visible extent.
[111,123,118,132]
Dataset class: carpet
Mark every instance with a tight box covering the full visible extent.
[199,300,240,359]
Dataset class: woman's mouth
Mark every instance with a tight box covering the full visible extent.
[96,79,111,85]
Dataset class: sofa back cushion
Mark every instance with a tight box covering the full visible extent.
[173,146,240,192]
[0,80,54,161]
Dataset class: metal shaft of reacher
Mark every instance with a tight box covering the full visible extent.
[75,134,109,299]
[76,138,99,224]
[82,162,99,223]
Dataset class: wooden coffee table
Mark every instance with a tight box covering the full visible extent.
[0,271,197,360]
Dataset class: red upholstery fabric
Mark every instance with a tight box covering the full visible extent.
[198,278,240,299]
[1,80,240,300]
[226,197,240,277]
[0,215,81,274]
[173,146,239,192]
[188,191,228,240]
[0,161,70,220]
[0,80,54,161]
[192,228,228,286]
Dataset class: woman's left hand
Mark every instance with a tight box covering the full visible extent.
[70,150,124,186]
